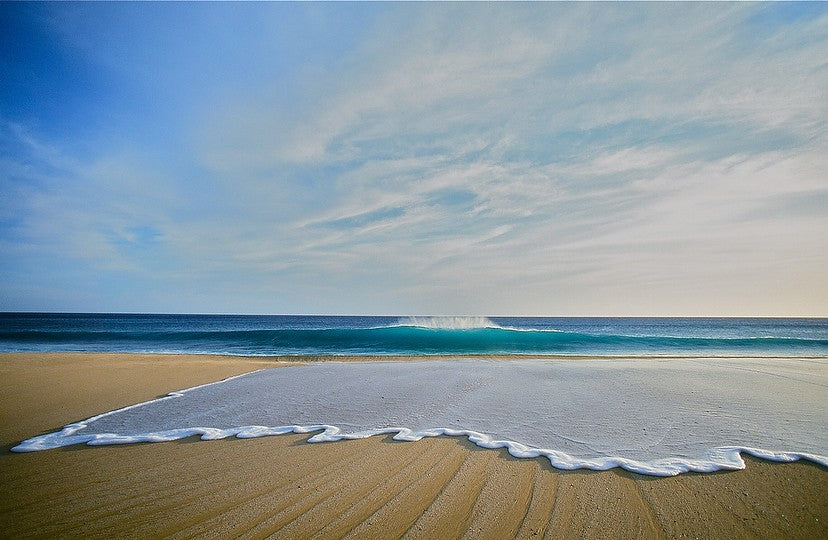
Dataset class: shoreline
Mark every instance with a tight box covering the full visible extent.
[1,352,826,538]
[8,354,827,476]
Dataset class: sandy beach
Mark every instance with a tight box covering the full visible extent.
[0,353,825,539]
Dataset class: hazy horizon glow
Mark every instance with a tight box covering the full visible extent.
[2,3,827,316]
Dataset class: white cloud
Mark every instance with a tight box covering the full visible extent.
[5,3,827,314]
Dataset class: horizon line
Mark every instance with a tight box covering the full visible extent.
[2,311,826,319]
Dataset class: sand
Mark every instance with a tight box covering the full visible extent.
[0,353,825,539]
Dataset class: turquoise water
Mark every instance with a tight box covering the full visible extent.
[1,313,826,356]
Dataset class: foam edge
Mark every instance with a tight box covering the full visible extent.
[11,422,828,477]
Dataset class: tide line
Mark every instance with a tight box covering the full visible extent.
[12,420,828,477]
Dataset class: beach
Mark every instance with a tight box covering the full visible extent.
[0,353,825,539]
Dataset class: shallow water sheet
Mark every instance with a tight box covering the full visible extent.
[13,357,828,476]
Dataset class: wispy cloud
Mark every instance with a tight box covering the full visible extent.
[2,2,826,314]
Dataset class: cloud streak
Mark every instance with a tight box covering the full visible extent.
[1,2,826,315]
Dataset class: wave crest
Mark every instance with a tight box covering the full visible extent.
[392,316,502,330]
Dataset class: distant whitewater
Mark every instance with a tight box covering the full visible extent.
[13,357,828,477]
[1,314,826,356]
[390,316,504,329]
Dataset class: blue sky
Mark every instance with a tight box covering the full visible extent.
[2,2,826,316]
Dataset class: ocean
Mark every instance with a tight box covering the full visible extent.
[1,313,826,356]
[5,313,827,475]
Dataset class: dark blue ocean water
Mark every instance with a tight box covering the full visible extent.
[1,313,826,356]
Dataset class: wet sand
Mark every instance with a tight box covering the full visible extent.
[0,353,826,538]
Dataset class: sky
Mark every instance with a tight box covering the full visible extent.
[1,2,827,316]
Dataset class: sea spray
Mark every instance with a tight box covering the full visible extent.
[390,316,503,330]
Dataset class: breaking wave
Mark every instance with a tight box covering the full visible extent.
[2,326,825,356]
[389,316,503,330]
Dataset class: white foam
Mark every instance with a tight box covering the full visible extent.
[392,316,502,329]
[12,358,828,476]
